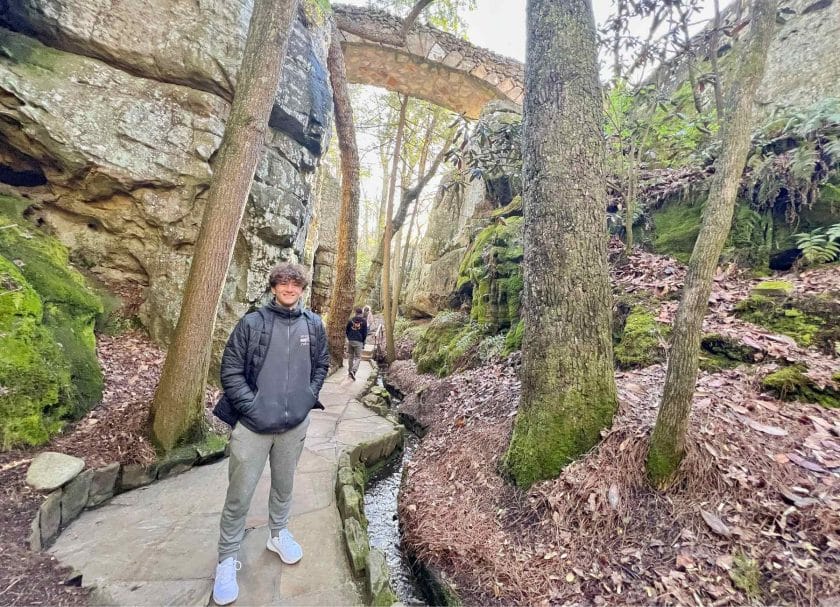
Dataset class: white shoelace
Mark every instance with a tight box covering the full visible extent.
[219,559,241,584]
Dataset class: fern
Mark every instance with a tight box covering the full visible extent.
[794,228,840,264]
[824,137,840,165]
[791,144,818,184]
[826,222,840,241]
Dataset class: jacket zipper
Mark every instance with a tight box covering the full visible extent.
[285,315,291,426]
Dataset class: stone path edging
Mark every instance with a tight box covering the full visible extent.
[28,435,228,551]
[49,359,401,606]
[335,368,402,606]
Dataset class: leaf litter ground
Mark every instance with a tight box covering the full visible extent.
[389,250,840,606]
[0,331,222,606]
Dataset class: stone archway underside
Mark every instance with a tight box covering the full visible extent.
[333,4,523,119]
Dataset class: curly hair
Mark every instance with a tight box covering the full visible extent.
[268,263,309,288]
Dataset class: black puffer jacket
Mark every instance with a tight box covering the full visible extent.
[213,306,329,428]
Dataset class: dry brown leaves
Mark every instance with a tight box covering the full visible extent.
[392,252,840,606]
[0,329,223,607]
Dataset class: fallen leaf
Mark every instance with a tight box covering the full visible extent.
[608,484,620,510]
[701,509,732,537]
[736,415,788,437]
[787,453,828,474]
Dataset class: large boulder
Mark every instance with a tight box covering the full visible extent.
[404,174,483,318]
[0,196,103,449]
[0,0,333,155]
[0,1,333,351]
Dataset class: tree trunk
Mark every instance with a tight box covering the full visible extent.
[503,0,617,488]
[402,115,436,279]
[709,0,726,122]
[382,95,408,364]
[325,20,361,370]
[357,134,451,304]
[150,0,300,451]
[647,0,776,488]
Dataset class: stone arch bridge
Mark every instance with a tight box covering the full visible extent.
[333,4,523,119]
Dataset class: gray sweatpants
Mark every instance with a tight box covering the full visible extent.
[347,340,364,374]
[218,416,309,561]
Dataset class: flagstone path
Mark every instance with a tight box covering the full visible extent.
[51,361,395,606]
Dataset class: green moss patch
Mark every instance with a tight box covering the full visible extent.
[734,292,836,350]
[412,312,470,376]
[0,257,73,449]
[752,280,794,298]
[503,318,524,355]
[457,217,524,333]
[651,202,703,263]
[699,333,760,371]
[0,196,105,448]
[761,365,840,409]
[614,306,671,369]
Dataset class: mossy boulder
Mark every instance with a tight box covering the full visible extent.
[699,333,761,371]
[0,257,73,449]
[0,196,104,448]
[412,312,479,377]
[456,216,523,333]
[651,201,703,264]
[751,280,794,298]
[735,290,838,353]
[614,305,671,369]
[761,365,840,409]
[503,318,524,355]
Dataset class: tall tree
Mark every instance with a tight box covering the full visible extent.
[356,133,452,304]
[647,0,777,488]
[382,94,409,363]
[325,20,362,370]
[503,0,617,488]
[150,0,300,451]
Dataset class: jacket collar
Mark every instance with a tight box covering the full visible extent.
[266,299,303,319]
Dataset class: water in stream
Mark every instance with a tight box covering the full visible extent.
[364,432,427,605]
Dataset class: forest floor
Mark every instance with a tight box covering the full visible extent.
[0,332,222,607]
[388,248,840,606]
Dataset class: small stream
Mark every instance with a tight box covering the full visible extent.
[363,384,427,605]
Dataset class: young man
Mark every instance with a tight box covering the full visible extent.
[344,307,368,380]
[211,263,329,605]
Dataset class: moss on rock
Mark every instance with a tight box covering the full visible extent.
[734,293,826,348]
[614,306,671,369]
[503,318,524,355]
[0,196,104,446]
[651,202,703,263]
[0,256,73,449]
[456,217,524,333]
[761,365,840,409]
[699,333,760,371]
[412,312,470,376]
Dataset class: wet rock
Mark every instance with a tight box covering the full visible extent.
[366,548,397,606]
[343,517,369,576]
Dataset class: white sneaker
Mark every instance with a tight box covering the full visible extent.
[213,557,241,605]
[266,528,303,564]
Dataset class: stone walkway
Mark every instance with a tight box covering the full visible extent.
[51,361,396,606]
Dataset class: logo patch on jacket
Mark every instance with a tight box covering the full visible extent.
[300,335,310,345]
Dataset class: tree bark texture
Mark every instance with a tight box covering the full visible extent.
[382,95,408,363]
[647,0,776,488]
[357,136,451,305]
[503,0,617,488]
[325,20,362,370]
[151,0,300,451]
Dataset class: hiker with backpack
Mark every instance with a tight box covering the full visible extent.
[345,307,368,380]
[211,263,329,605]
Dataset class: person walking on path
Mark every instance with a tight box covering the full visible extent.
[211,263,329,605]
[345,307,368,380]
